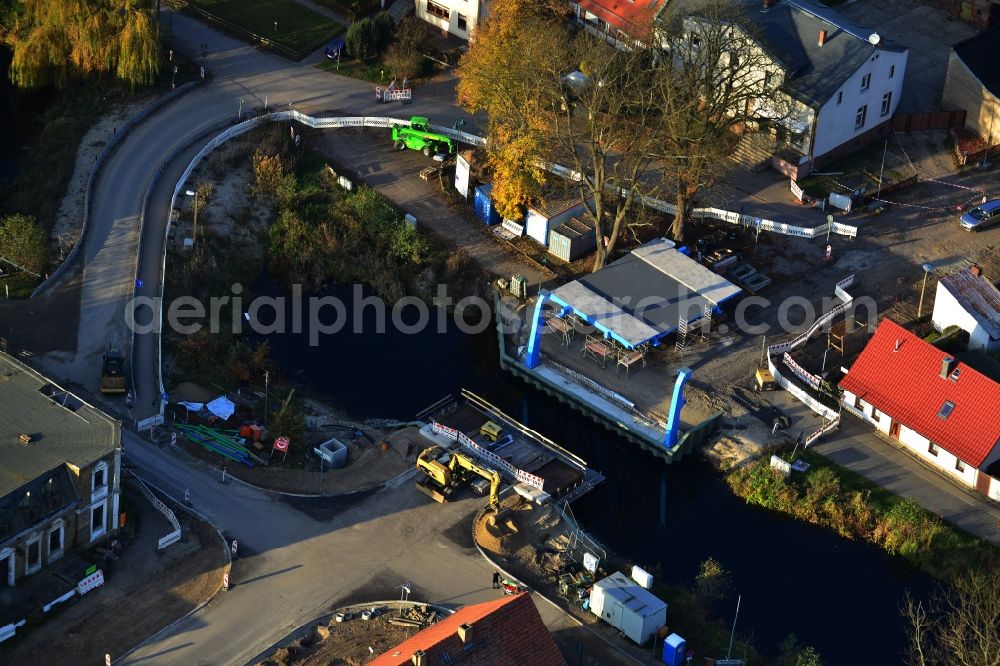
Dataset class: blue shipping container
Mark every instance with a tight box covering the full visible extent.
[474,184,501,226]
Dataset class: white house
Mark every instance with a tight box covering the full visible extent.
[570,0,666,47]
[932,265,1000,352]
[840,319,1000,501]
[414,0,486,40]
[747,0,909,175]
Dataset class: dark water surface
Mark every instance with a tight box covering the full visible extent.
[265,284,933,663]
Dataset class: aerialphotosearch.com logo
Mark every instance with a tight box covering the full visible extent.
[125,282,879,346]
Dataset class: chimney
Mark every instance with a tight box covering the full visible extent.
[818,30,828,47]
[940,356,956,379]
[969,263,982,277]
[458,623,474,644]
[412,650,427,666]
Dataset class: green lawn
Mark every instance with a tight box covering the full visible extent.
[188,0,342,55]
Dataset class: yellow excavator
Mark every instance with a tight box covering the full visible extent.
[415,446,501,512]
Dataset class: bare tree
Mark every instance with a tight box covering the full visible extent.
[547,34,673,270]
[651,0,792,240]
[902,570,1000,666]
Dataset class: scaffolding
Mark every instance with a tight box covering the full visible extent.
[544,314,575,347]
[581,334,616,368]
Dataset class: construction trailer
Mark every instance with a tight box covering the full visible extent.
[589,571,667,645]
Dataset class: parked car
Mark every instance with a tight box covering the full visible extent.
[960,198,1000,231]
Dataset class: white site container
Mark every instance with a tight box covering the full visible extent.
[631,565,653,590]
[589,571,666,645]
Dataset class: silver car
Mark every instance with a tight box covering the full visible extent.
[960,198,1000,231]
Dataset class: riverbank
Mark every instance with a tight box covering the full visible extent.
[725,448,999,581]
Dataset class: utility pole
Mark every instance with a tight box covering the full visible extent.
[264,370,269,427]
[726,594,742,660]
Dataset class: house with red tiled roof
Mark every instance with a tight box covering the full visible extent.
[571,0,666,47]
[840,319,1000,500]
[370,592,567,666]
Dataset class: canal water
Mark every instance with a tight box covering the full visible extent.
[265,284,933,663]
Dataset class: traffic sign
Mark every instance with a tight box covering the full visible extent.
[106,654,111,666]
[231,539,238,556]
[223,573,230,590]
[273,436,289,452]
[135,279,143,288]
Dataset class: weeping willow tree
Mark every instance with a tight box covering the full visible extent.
[4,0,159,88]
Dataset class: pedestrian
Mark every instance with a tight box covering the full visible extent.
[402,77,408,90]
[492,571,501,589]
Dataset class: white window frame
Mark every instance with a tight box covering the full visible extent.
[457,13,468,31]
[25,534,42,575]
[855,105,868,130]
[861,73,871,91]
[48,520,65,563]
[426,0,450,21]
[92,461,109,502]
[880,92,892,117]
[928,441,939,456]
[955,458,965,473]
[91,500,108,541]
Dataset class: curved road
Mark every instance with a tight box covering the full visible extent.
[2,10,627,666]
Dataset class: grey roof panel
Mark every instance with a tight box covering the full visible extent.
[940,269,1000,339]
[0,353,120,498]
[739,0,906,108]
[551,240,740,347]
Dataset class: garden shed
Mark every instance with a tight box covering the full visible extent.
[548,216,596,262]
[525,192,589,246]
[473,183,501,226]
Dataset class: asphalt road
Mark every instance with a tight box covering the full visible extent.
[9,11,626,666]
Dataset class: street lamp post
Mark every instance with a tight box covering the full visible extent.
[917,263,935,318]
[185,189,198,243]
[264,370,269,427]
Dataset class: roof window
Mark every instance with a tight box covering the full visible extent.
[937,401,955,420]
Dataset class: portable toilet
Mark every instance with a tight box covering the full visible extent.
[473,183,501,226]
[589,571,667,645]
[525,192,589,246]
[662,633,686,666]
[548,216,596,262]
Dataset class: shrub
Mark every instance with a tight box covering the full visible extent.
[347,18,377,61]
[0,213,48,275]
[372,11,394,53]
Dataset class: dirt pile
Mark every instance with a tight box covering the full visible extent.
[259,612,424,666]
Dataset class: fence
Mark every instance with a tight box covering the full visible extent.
[129,471,181,550]
[891,109,966,132]
[765,275,854,422]
[429,422,545,490]
[556,499,608,565]
[177,2,334,61]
